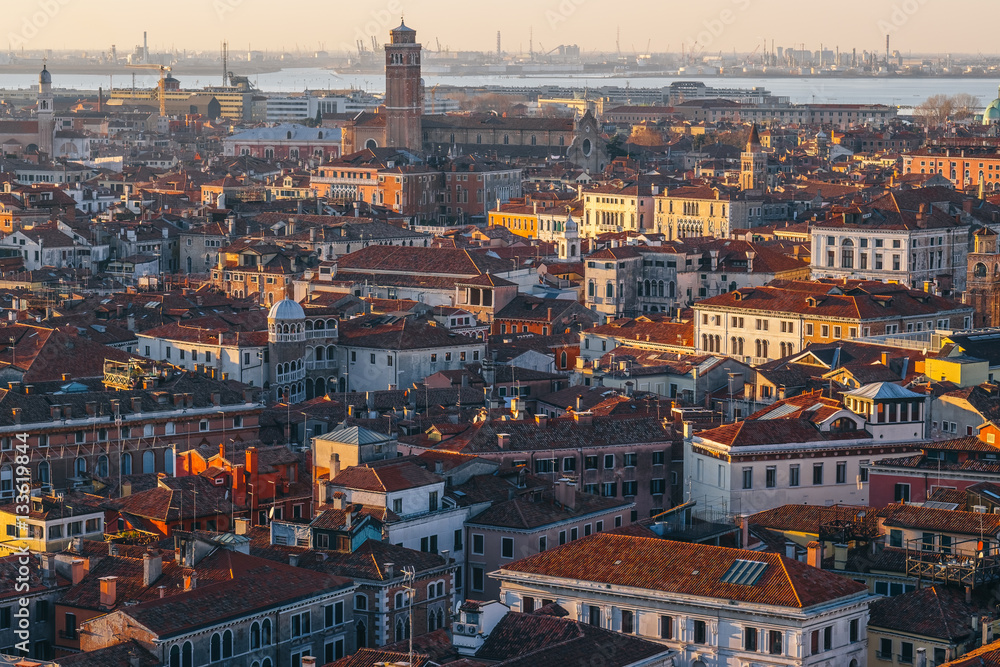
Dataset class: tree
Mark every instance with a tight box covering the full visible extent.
[914,94,981,126]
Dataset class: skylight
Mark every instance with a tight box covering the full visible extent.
[721,559,768,586]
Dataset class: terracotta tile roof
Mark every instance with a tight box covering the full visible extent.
[881,502,1000,537]
[475,610,670,666]
[939,638,1000,666]
[696,418,862,449]
[749,504,831,534]
[330,459,443,493]
[869,585,988,642]
[111,550,352,638]
[466,492,632,530]
[586,315,693,347]
[441,414,674,454]
[337,314,485,351]
[498,532,867,609]
[56,640,159,667]
[330,648,433,667]
[337,245,513,277]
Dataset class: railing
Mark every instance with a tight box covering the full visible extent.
[276,368,306,384]
[58,630,77,640]
[306,330,335,339]
[306,360,337,371]
[904,537,1000,588]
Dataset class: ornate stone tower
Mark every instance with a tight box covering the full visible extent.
[559,210,581,261]
[37,65,54,157]
[267,298,307,404]
[740,123,766,193]
[968,227,1000,328]
[384,19,422,151]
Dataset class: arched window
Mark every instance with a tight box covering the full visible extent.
[357,620,368,648]
[37,461,50,485]
[211,633,221,661]
[606,283,614,299]
[262,660,272,667]
[588,281,595,298]
[169,645,180,667]
[143,451,155,474]
[841,238,855,268]
[182,641,193,667]
[74,457,87,476]
[975,262,988,278]
[120,452,132,475]
[96,455,109,477]
[165,421,175,435]
[222,630,233,658]
[250,621,261,649]
[560,351,568,368]
[261,618,271,645]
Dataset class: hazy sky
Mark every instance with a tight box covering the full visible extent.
[8,0,998,56]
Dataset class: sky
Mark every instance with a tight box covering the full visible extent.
[7,0,998,56]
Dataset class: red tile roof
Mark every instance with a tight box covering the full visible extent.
[498,532,867,608]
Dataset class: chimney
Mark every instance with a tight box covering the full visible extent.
[12,407,21,424]
[534,414,548,428]
[434,461,444,475]
[806,541,823,569]
[301,659,317,667]
[158,585,167,598]
[289,554,300,567]
[497,433,510,449]
[573,411,593,425]
[880,351,890,366]
[332,492,345,510]
[554,478,578,510]
[915,648,927,667]
[246,447,258,475]
[219,442,226,460]
[70,558,86,585]
[61,373,71,382]
[834,543,848,570]
[183,571,198,591]
[967,585,973,604]
[131,396,142,413]
[122,481,132,497]
[784,542,796,560]
[143,552,162,586]
[40,553,55,585]
[344,508,353,530]
[99,576,118,607]
[234,517,250,535]
[682,421,693,439]
[331,453,341,479]
[384,562,394,579]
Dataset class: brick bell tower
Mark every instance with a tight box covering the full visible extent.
[385,18,422,151]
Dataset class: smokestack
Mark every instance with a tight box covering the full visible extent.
[144,31,149,63]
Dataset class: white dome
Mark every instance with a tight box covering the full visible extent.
[268,298,305,321]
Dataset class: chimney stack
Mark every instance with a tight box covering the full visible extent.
[99,576,118,608]
[70,558,86,585]
[384,562,394,579]
[143,552,162,587]
[184,571,198,591]
[301,658,317,667]
[834,543,848,570]
[806,541,823,569]
[497,433,510,449]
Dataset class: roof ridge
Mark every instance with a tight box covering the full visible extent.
[776,553,803,608]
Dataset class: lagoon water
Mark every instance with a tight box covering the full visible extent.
[1,68,998,107]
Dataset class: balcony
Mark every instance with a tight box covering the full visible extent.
[276,368,306,384]
[306,330,336,340]
[306,360,337,371]
[58,630,78,640]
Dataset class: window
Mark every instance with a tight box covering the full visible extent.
[588,605,601,626]
[584,523,592,537]
[538,535,547,552]
[652,450,665,465]
[210,634,221,662]
[765,466,776,488]
[604,454,614,469]
[849,618,859,643]
[585,456,598,470]
[824,626,832,650]
[890,529,903,548]
[429,491,438,512]
[836,461,847,484]
[744,627,758,651]
[454,529,463,551]
[472,533,485,555]
[393,498,402,514]
[859,460,869,482]
[789,465,800,487]
[769,630,783,655]
[471,565,484,592]
[571,527,578,541]
[693,619,707,644]
[420,535,438,553]
[622,480,637,496]
[325,601,344,627]
[894,483,910,502]
[742,467,753,489]
[879,638,893,660]
[621,609,634,634]
[222,630,233,659]
[501,537,514,559]
[559,530,566,545]
[291,610,311,638]
[659,615,673,640]
[650,478,666,495]
[623,453,637,467]
[602,482,617,497]
[812,463,823,485]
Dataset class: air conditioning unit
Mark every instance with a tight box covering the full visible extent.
[454,624,465,634]
[466,625,478,635]
[974,505,988,514]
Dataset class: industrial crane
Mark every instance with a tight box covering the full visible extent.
[127,63,172,117]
